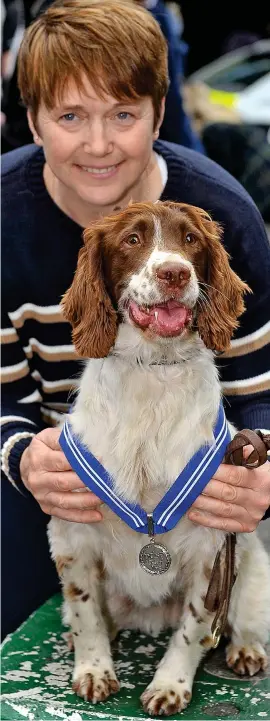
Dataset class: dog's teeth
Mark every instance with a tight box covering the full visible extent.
[154,311,158,320]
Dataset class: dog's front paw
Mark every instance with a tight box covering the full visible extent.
[141,680,192,717]
[226,642,268,676]
[73,666,120,703]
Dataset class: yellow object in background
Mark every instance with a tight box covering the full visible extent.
[209,88,239,108]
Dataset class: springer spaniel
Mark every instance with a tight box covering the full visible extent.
[48,202,270,717]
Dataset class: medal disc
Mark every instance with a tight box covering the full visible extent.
[139,541,171,575]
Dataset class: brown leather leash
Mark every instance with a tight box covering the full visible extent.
[204,429,270,648]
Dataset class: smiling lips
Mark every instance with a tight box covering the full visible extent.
[128,300,193,337]
[79,163,120,178]
[81,164,118,174]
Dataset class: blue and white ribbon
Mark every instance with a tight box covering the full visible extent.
[60,402,231,535]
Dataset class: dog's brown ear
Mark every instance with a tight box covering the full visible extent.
[194,213,251,352]
[62,227,118,358]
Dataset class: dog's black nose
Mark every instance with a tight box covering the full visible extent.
[156,263,191,289]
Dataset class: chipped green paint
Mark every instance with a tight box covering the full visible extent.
[1,595,270,720]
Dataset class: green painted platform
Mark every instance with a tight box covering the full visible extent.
[1,594,269,721]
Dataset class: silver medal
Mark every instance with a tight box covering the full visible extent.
[139,537,171,575]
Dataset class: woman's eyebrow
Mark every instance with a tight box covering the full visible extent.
[56,104,85,112]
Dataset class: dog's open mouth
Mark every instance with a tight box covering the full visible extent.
[128,299,193,337]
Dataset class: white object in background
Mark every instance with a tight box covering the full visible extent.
[236,73,270,124]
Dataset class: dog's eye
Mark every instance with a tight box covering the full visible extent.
[126,234,140,246]
[185,233,195,244]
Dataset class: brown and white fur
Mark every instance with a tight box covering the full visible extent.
[48,202,270,717]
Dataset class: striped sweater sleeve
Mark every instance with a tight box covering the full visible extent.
[217,213,270,437]
[1,310,43,489]
[220,320,270,434]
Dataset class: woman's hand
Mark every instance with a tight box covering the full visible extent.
[20,427,103,523]
[188,460,270,532]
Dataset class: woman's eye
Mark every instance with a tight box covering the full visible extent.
[60,113,77,122]
[185,233,195,243]
[126,234,140,246]
[116,112,132,122]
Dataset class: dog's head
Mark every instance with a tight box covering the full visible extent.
[62,201,250,357]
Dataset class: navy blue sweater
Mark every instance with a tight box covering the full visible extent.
[1,141,270,493]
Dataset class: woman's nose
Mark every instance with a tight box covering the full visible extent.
[83,120,112,156]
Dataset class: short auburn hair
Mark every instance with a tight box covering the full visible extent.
[18,0,169,127]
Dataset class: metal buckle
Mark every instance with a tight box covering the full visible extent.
[212,624,222,649]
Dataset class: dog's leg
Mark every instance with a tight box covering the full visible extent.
[141,575,215,717]
[58,556,120,703]
[226,534,270,676]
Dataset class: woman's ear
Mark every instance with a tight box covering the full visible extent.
[153,97,165,139]
[62,228,118,358]
[27,110,43,146]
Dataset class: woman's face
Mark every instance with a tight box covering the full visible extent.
[30,77,164,223]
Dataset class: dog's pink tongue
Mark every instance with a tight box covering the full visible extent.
[151,302,190,336]
[129,301,190,336]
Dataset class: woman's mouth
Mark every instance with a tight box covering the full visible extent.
[77,163,121,178]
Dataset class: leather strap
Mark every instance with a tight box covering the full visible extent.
[204,534,236,647]
[204,428,269,647]
[224,429,270,468]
